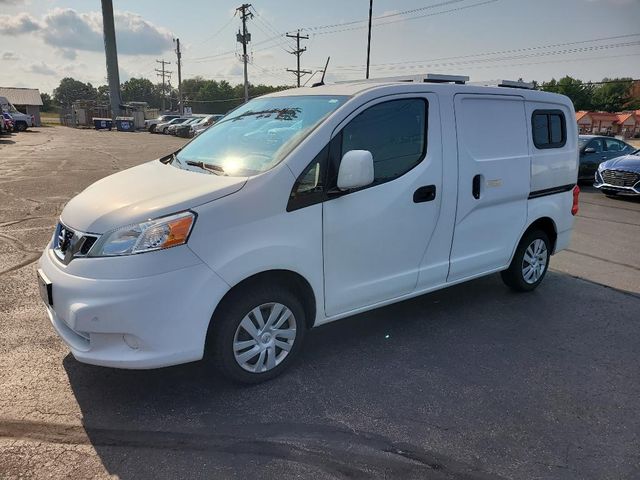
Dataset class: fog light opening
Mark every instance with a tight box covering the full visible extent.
[123,334,140,350]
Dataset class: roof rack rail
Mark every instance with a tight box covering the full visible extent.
[497,80,535,90]
[335,73,469,85]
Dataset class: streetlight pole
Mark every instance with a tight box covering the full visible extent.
[366,0,373,79]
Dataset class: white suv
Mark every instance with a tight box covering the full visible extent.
[37,75,579,382]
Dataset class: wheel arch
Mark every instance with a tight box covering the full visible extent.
[209,269,317,334]
[525,216,558,253]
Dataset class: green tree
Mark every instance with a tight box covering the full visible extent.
[540,76,593,110]
[96,85,110,104]
[40,93,53,112]
[121,77,162,108]
[591,78,634,112]
[52,77,98,107]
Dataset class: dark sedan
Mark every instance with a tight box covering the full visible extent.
[578,135,635,181]
[594,149,640,196]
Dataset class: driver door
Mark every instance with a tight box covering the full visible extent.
[322,94,447,317]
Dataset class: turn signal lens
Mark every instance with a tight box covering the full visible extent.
[136,215,194,250]
[571,185,580,216]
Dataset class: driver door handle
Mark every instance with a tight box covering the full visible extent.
[413,185,436,203]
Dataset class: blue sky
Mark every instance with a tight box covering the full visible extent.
[1,0,639,93]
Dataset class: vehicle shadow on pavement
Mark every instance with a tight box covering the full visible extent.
[63,272,640,480]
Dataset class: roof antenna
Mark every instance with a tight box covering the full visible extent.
[312,56,330,87]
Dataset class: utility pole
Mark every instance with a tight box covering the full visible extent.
[366,0,373,79]
[174,38,183,114]
[155,59,171,112]
[100,0,122,118]
[236,3,253,103]
[286,30,312,87]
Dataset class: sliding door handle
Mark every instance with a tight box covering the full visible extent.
[472,174,481,199]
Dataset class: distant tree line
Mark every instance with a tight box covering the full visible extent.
[45,75,639,114]
[539,76,639,112]
[48,76,289,114]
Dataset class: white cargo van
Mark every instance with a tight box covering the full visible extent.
[37,75,579,382]
[0,96,34,131]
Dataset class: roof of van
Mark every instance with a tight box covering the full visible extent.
[263,80,570,103]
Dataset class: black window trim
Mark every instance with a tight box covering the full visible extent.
[328,97,429,196]
[286,96,429,212]
[532,109,566,150]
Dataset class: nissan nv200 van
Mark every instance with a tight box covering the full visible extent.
[37,74,579,383]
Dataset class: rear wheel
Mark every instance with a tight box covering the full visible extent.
[208,282,306,383]
[149,124,156,133]
[501,229,550,292]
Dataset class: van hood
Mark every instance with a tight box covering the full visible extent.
[61,160,247,233]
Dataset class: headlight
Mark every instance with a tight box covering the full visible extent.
[88,211,195,257]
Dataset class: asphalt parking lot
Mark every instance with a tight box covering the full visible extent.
[1,126,639,479]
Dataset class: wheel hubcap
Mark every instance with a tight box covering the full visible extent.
[522,238,548,284]
[233,302,296,373]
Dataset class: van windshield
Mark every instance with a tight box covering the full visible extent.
[174,95,348,176]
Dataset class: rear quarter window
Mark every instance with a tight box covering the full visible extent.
[532,110,566,149]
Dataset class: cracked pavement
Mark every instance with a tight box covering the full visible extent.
[0,127,639,479]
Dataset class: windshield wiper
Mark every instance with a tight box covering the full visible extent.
[186,160,225,175]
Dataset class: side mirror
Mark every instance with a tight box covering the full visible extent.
[337,150,374,191]
[584,147,596,154]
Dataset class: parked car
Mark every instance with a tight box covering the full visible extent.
[0,96,34,131]
[37,75,579,383]
[578,135,635,181]
[167,117,201,135]
[176,115,222,138]
[594,148,640,196]
[190,114,224,138]
[0,112,5,135]
[156,117,191,134]
[145,114,180,133]
[2,112,15,132]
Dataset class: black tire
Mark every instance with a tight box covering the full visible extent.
[501,229,551,292]
[207,281,307,383]
[149,124,156,133]
[162,127,168,134]
[15,122,27,132]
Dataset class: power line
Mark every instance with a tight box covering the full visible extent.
[312,0,499,36]
[326,41,640,74]
[303,0,470,32]
[328,32,640,70]
[194,14,237,47]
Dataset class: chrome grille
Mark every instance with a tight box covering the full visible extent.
[601,170,640,188]
[53,222,99,264]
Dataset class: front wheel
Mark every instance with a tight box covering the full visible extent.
[208,283,306,383]
[501,230,550,292]
[15,122,27,132]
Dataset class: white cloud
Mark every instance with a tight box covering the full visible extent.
[28,62,56,76]
[0,8,174,55]
[0,12,42,35]
[57,48,78,61]
[2,51,20,61]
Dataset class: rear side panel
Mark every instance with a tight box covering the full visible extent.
[526,100,578,192]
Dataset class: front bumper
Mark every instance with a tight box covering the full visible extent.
[37,247,229,369]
